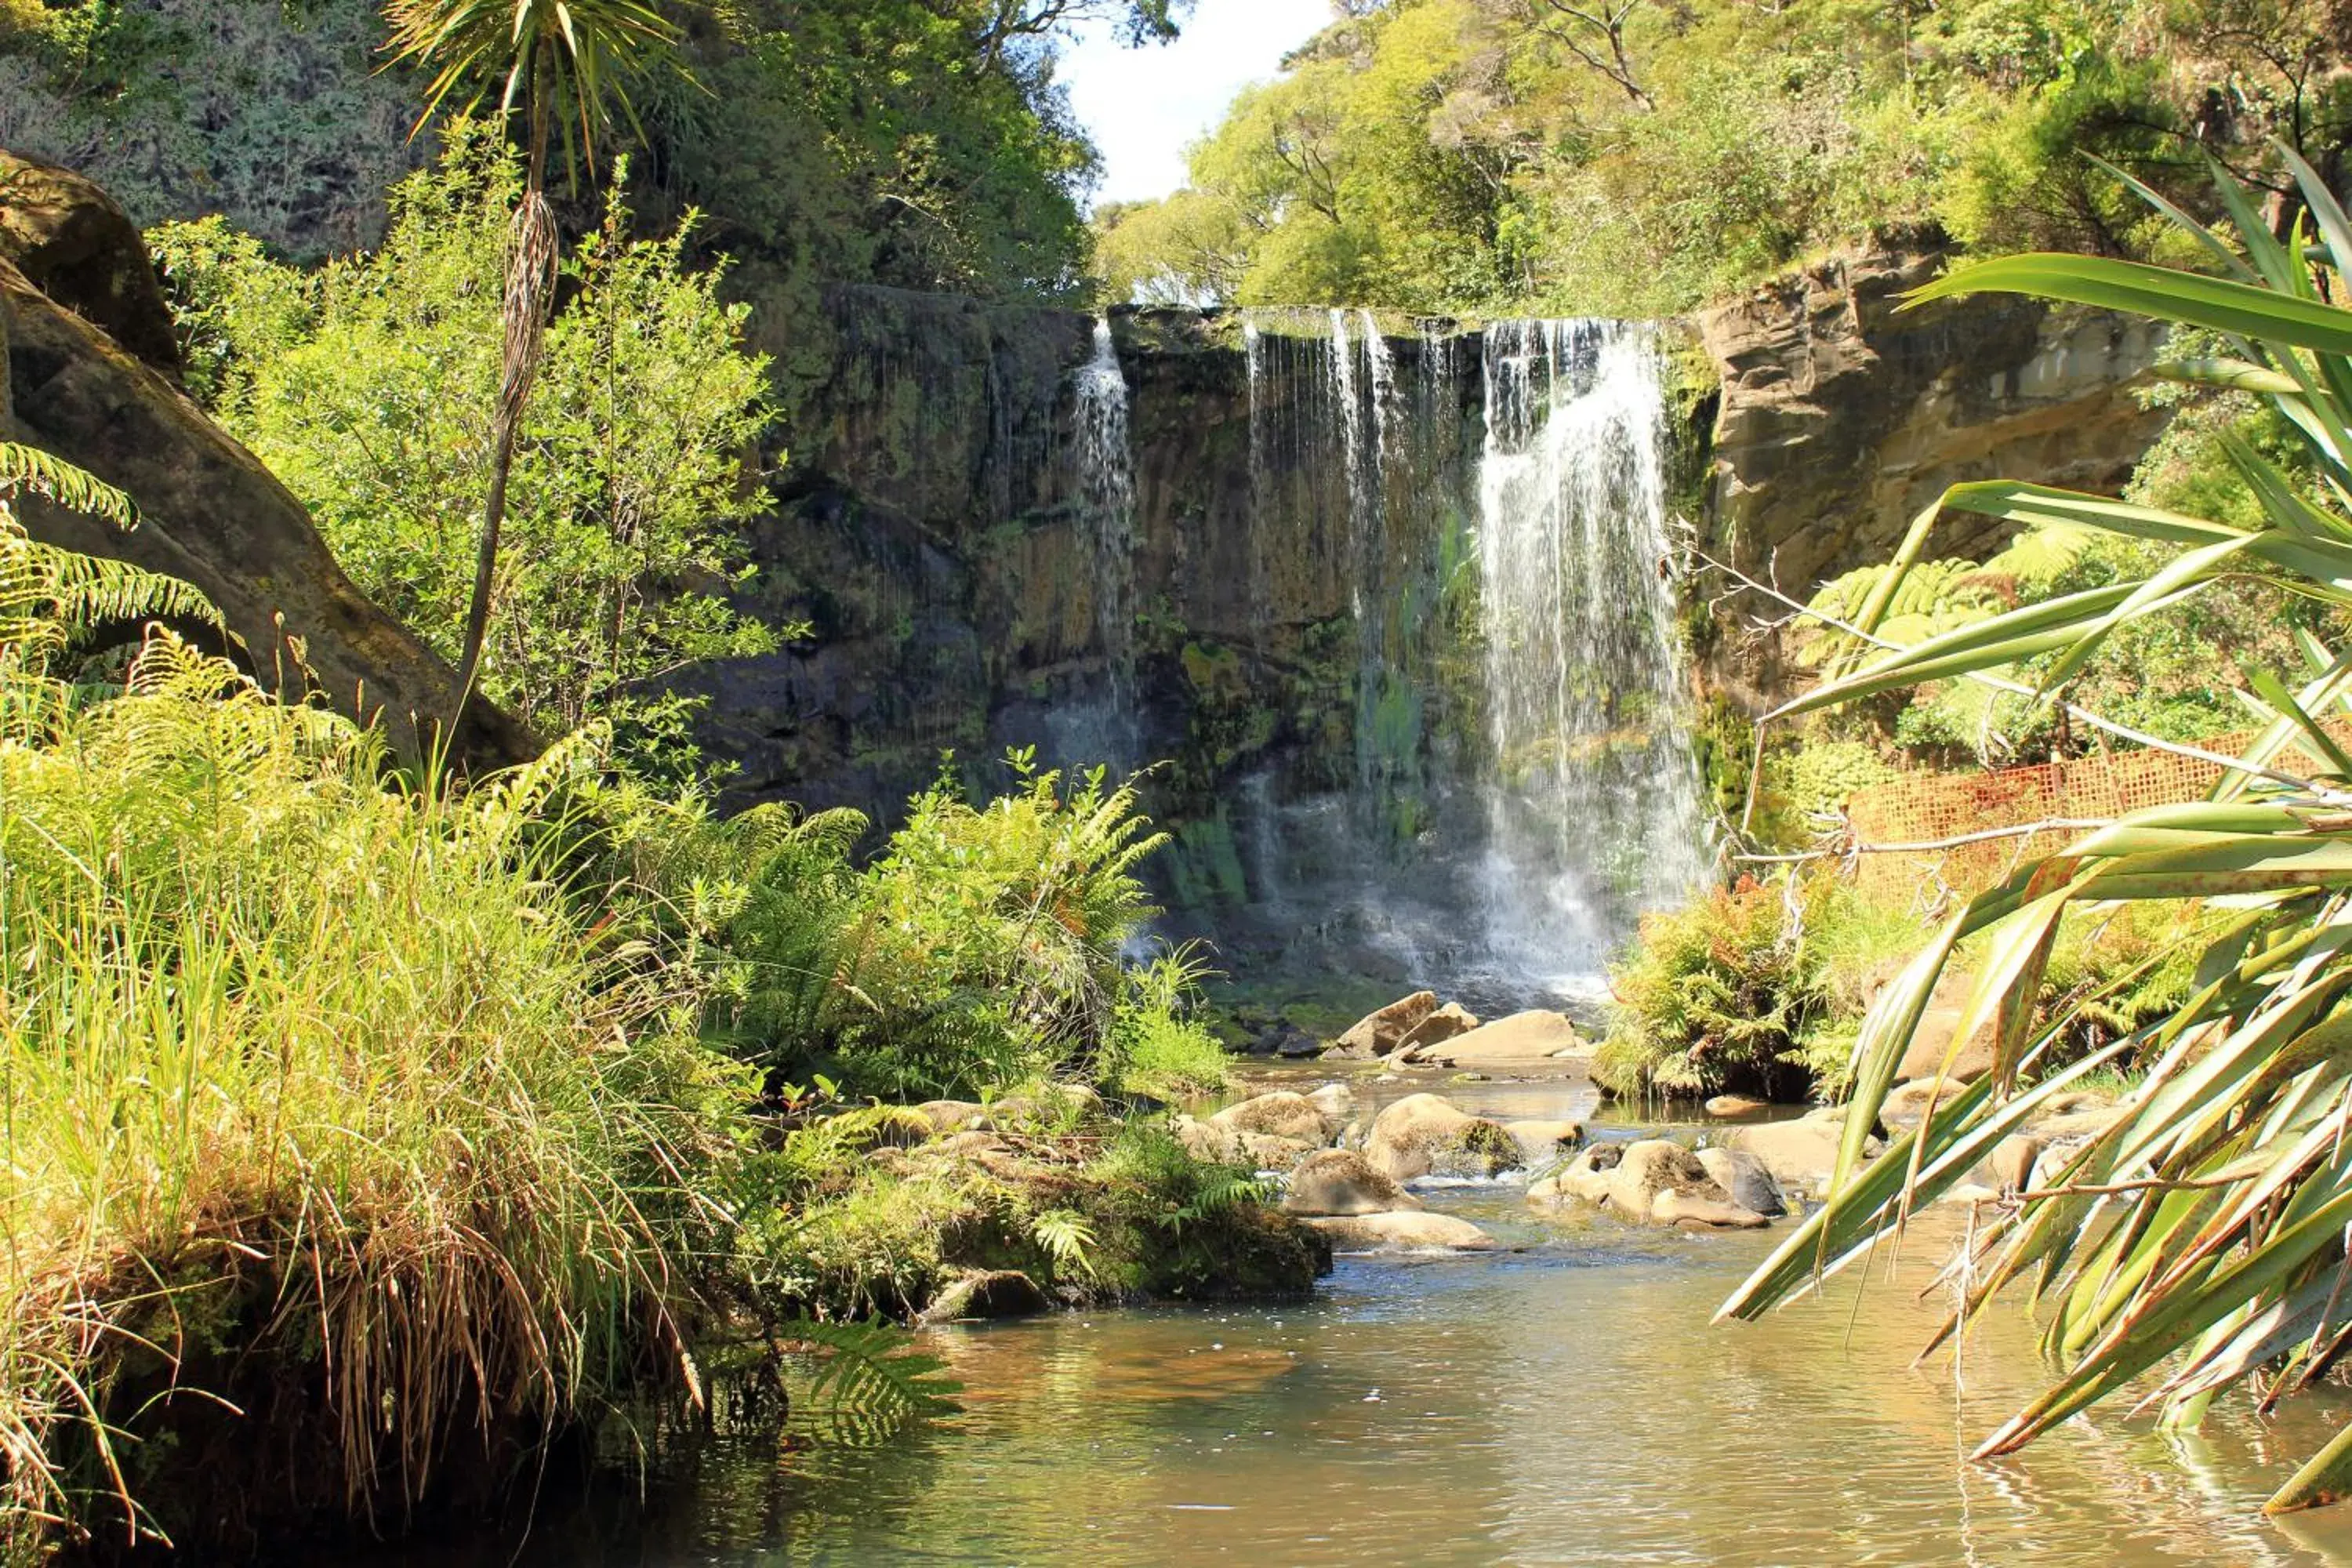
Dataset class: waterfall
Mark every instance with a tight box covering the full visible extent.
[1062,317,1141,768]
[1472,320,1706,988]
[1067,307,1701,1004]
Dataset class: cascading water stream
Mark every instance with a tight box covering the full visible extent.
[1064,317,1142,768]
[1094,307,1704,1000]
[1473,320,1707,989]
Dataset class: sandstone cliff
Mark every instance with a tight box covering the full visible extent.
[1697,247,2167,599]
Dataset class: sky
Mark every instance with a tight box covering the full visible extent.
[1058,0,1333,209]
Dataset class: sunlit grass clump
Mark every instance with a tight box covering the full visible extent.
[0,497,746,1552]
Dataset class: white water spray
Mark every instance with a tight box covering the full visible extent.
[1473,319,1706,987]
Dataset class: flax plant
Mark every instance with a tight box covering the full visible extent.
[1722,150,2352,1514]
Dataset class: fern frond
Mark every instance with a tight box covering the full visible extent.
[0,441,139,532]
[786,1317,962,1447]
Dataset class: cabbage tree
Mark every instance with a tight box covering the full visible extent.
[1721,149,2352,1515]
[383,0,683,735]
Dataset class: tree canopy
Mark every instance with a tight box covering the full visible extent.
[1094,0,2352,315]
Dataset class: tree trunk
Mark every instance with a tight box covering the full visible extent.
[447,89,559,743]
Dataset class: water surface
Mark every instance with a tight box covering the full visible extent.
[390,1072,2352,1566]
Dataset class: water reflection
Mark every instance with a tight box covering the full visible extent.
[368,1071,2352,1566]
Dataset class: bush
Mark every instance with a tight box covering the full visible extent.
[607,750,1224,1104]
[1602,874,1824,1100]
[149,125,780,781]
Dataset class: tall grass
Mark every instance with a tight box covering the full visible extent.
[0,622,749,1553]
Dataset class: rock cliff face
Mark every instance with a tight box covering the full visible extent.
[1697,246,2166,616]
[0,152,533,770]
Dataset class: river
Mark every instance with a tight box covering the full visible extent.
[378,1069,2352,1566]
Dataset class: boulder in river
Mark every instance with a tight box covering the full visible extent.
[1305,1211,1497,1253]
[1882,1075,1970,1130]
[920,1269,1053,1323]
[1696,1146,1787,1218]
[1503,1119,1586,1165]
[1307,1082,1357,1127]
[1893,970,1998,1083]
[1529,1144,1617,1207]
[1722,1106,1883,1195]
[1414,1009,1588,1069]
[1364,1093,1523,1182]
[1386,1001,1481,1062]
[1282,1149,1422,1217]
[1210,1090,1330,1146]
[1324,991,1439,1059]
[1174,1116,1319,1171]
[1534,1140,1771,1229]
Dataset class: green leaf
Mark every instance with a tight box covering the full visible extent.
[1908,253,2352,359]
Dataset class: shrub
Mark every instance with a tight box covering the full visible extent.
[0,495,754,1551]
[149,125,780,780]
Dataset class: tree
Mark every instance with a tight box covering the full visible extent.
[151,134,780,780]
[383,0,684,739]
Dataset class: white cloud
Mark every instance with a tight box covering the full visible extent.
[1060,0,1332,209]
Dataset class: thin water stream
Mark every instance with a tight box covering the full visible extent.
[374,1071,2352,1567]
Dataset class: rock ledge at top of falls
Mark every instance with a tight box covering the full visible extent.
[0,150,536,771]
[1697,244,2167,699]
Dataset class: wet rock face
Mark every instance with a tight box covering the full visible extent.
[1697,246,2168,699]
[679,294,1486,866]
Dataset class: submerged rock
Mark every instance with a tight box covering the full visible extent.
[1306,1210,1497,1253]
[1363,1093,1523,1182]
[1326,991,1440,1059]
[1282,1149,1421,1217]
[1704,1094,1770,1118]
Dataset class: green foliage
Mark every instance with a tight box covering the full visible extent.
[782,1319,964,1446]
[150,129,780,779]
[384,0,678,187]
[615,750,1211,1102]
[1599,872,1926,1100]
[0,484,768,1551]
[1726,154,2352,1515]
[1094,0,2352,315]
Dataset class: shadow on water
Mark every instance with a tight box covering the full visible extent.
[355,1070,2352,1566]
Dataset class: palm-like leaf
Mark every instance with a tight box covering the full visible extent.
[383,0,681,180]
[1725,151,2352,1516]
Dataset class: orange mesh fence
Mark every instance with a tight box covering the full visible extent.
[1840,720,2352,908]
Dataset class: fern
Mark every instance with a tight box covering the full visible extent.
[1029,1209,1098,1279]
[784,1318,963,1446]
[0,441,140,532]
[0,442,217,690]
